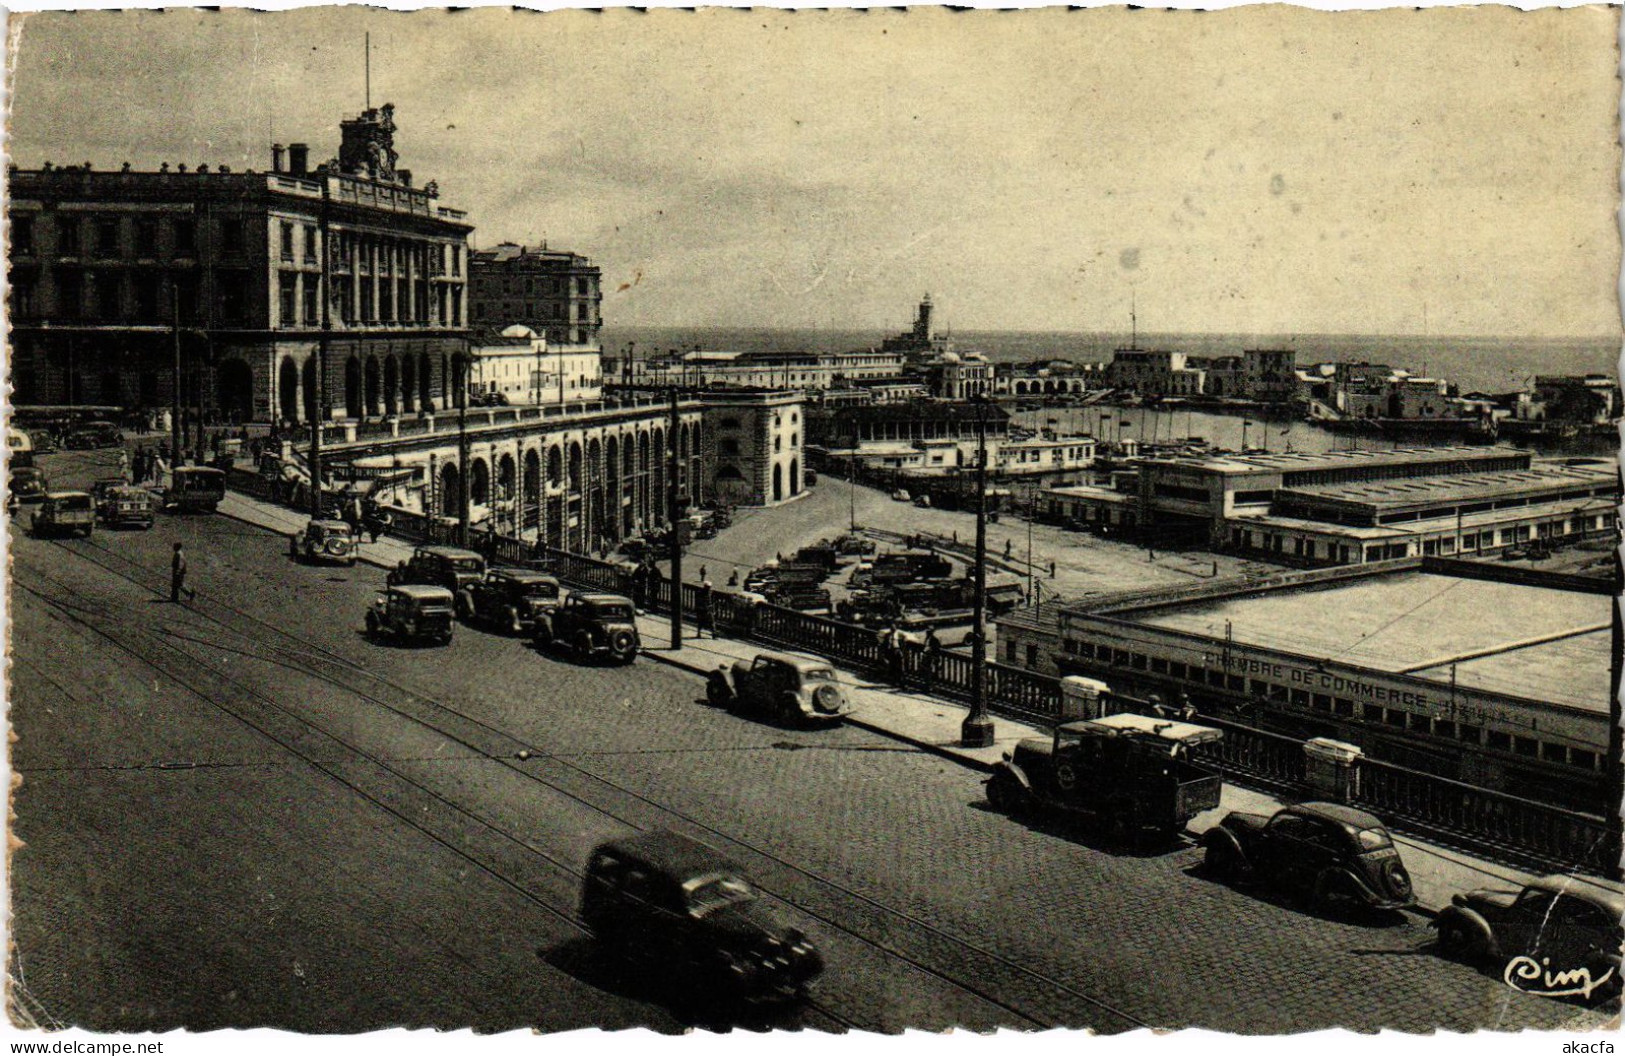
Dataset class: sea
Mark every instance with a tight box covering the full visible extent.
[603,326,1620,397]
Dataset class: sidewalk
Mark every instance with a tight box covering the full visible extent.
[217,485,1541,915]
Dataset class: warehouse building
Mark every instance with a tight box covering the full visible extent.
[995,560,1617,810]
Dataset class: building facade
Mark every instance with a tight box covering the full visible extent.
[634,348,905,391]
[467,325,603,407]
[468,243,602,349]
[9,105,472,427]
[698,391,807,507]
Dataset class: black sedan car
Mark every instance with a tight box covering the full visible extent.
[1202,801,1415,912]
[1434,874,1624,1002]
[456,568,562,635]
[580,830,823,1003]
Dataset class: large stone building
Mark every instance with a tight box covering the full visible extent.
[468,242,602,350]
[9,104,472,426]
[634,347,905,391]
[698,391,807,507]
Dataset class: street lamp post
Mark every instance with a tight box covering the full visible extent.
[667,386,684,650]
[961,396,996,748]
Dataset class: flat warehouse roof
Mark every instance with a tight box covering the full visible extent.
[1127,572,1612,712]
[1411,629,1612,713]
[1278,464,1618,511]
[1146,445,1520,476]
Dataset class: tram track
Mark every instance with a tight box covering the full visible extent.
[17,533,1152,1032]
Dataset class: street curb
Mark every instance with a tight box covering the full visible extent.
[637,643,1001,775]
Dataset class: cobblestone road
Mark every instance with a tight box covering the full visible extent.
[9,449,1611,1034]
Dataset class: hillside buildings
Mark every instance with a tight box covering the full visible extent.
[9,104,473,426]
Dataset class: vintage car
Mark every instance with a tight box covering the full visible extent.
[387,545,487,593]
[365,584,455,646]
[165,465,226,513]
[90,476,127,513]
[1433,874,1624,1001]
[580,830,824,1003]
[1202,802,1415,912]
[10,466,49,507]
[706,654,854,726]
[457,568,562,635]
[534,592,639,664]
[99,486,156,530]
[293,518,360,566]
[986,713,1224,842]
[31,492,96,538]
[65,421,124,450]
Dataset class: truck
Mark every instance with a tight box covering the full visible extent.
[985,713,1224,844]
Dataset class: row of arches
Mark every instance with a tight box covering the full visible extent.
[427,422,704,552]
[274,349,457,424]
[1009,377,1090,396]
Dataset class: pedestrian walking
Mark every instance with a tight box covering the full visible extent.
[170,542,195,602]
[631,563,649,612]
[117,448,130,482]
[698,564,708,584]
[1003,539,1012,559]
[696,580,714,639]
[727,569,739,588]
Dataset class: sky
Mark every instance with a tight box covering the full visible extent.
[7,5,1622,338]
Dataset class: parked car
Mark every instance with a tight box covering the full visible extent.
[1433,874,1624,1001]
[293,518,360,566]
[365,584,455,646]
[891,489,911,502]
[31,492,96,538]
[580,830,824,1003]
[64,421,124,450]
[387,545,487,593]
[534,592,639,664]
[458,568,562,635]
[1202,802,1415,912]
[99,486,156,530]
[10,466,49,507]
[706,654,853,726]
[986,713,1224,842]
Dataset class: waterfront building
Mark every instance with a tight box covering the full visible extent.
[1039,445,1619,562]
[698,390,807,507]
[999,360,1107,397]
[468,242,602,350]
[1526,375,1622,424]
[467,324,602,407]
[880,293,952,358]
[9,105,473,426]
[811,400,1012,449]
[1105,349,1206,397]
[837,433,1095,478]
[916,350,994,399]
[994,561,1614,810]
[634,347,905,391]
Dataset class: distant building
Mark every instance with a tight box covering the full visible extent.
[635,347,905,391]
[998,360,1106,397]
[9,103,473,424]
[917,350,994,400]
[468,242,602,349]
[699,391,807,507]
[880,293,952,357]
[1528,375,1621,424]
[1241,349,1298,402]
[1105,349,1206,396]
[813,400,1012,450]
[467,324,602,407]
[840,433,1096,478]
[1039,445,1618,562]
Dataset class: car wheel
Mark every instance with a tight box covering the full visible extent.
[505,606,524,636]
[986,772,1026,814]
[1204,836,1242,880]
[365,612,381,638]
[1434,916,1477,960]
[706,672,736,708]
